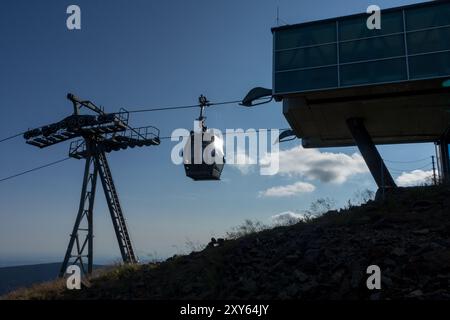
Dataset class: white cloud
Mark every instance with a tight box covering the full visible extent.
[268,146,369,184]
[229,145,368,184]
[259,181,315,197]
[271,211,309,224]
[395,170,433,187]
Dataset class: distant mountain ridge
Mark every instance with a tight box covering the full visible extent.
[0,263,62,295]
[0,262,105,295]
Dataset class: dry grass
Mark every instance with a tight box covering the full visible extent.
[2,278,67,300]
[1,264,118,300]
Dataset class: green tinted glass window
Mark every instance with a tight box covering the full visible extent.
[410,51,450,79]
[407,27,450,54]
[273,1,450,94]
[339,34,405,63]
[406,2,450,31]
[275,44,337,71]
[340,58,407,86]
[339,11,403,41]
[274,22,336,50]
[275,67,338,93]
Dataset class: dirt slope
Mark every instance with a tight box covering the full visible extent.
[5,186,450,300]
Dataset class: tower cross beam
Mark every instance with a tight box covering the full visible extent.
[22,93,160,278]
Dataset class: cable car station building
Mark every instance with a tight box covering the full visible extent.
[272,1,450,189]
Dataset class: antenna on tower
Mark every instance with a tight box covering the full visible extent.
[275,6,289,27]
[277,6,280,27]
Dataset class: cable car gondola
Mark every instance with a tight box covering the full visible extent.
[183,95,225,181]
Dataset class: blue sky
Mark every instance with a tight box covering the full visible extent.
[0,0,434,266]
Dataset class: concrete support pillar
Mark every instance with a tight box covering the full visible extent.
[346,118,397,190]
[437,138,450,184]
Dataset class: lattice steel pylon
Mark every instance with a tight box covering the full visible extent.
[23,93,160,277]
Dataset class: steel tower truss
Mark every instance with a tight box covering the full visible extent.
[23,94,160,277]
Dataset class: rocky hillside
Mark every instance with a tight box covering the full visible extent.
[5,186,450,300]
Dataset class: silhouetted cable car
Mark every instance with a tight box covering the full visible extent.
[183,130,225,181]
[183,95,225,181]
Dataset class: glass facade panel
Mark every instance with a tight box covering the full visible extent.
[339,34,405,63]
[339,11,403,41]
[409,51,450,79]
[407,27,450,54]
[340,58,407,86]
[274,22,336,50]
[406,2,450,31]
[273,1,450,94]
[275,67,338,93]
[275,44,337,71]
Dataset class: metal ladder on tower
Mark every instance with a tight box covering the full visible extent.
[96,151,138,264]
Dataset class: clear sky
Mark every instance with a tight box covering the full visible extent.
[0,0,434,266]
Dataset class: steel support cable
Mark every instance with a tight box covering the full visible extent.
[158,128,291,140]
[387,163,433,173]
[121,98,265,114]
[0,128,291,183]
[383,156,431,164]
[0,157,71,183]
[0,132,25,143]
[0,98,267,143]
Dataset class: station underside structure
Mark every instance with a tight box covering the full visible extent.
[282,79,450,188]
